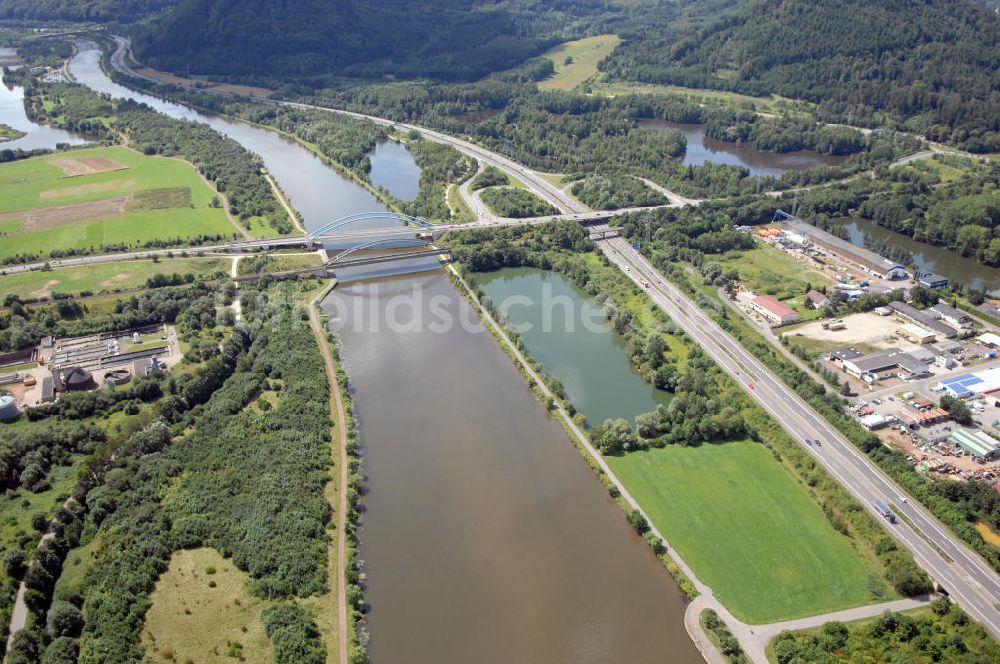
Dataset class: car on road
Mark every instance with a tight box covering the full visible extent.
[625,266,631,272]
[898,495,907,503]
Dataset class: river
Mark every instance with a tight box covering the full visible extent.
[369,140,421,201]
[829,217,1000,295]
[67,46,385,232]
[476,267,671,426]
[324,272,699,663]
[0,48,88,151]
[639,118,847,177]
[69,47,700,661]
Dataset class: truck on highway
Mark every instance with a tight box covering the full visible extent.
[874,500,896,524]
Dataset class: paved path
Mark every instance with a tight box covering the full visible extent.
[743,596,933,661]
[309,282,350,664]
[635,176,703,206]
[264,172,306,235]
[683,597,729,664]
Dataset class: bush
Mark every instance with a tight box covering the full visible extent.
[47,600,84,637]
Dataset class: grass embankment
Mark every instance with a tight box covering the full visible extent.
[538,35,621,91]
[0,146,235,260]
[141,548,274,664]
[609,441,876,623]
[0,257,229,299]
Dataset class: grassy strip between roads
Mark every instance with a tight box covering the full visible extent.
[0,256,229,299]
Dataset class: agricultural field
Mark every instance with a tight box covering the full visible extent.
[141,548,274,664]
[537,34,621,91]
[608,440,881,623]
[0,146,238,260]
[0,256,229,299]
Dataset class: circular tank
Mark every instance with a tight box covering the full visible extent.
[63,367,95,391]
[0,394,18,421]
[103,368,132,386]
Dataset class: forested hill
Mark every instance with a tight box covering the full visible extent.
[0,0,178,23]
[133,0,619,82]
[602,0,1000,151]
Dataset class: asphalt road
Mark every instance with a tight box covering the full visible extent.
[598,236,1000,641]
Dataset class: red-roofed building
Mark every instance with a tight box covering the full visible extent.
[750,295,801,325]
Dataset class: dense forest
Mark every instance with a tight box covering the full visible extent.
[0,0,177,23]
[132,0,622,84]
[602,0,1000,151]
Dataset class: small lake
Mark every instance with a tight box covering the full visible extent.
[829,217,1000,295]
[1,48,88,151]
[638,118,847,177]
[476,267,671,426]
[369,140,421,201]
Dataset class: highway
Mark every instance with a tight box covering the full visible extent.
[597,236,1000,641]
[95,33,1000,642]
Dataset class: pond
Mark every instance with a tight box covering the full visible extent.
[475,267,672,426]
[638,118,848,177]
[368,140,421,201]
[1,48,88,151]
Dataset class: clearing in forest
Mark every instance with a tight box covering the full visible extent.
[141,548,274,664]
[538,34,621,91]
[0,257,229,299]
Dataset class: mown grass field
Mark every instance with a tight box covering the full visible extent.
[141,548,274,664]
[0,256,229,299]
[0,146,236,259]
[538,35,621,91]
[608,440,879,623]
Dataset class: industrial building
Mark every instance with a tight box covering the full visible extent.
[840,349,931,382]
[750,295,801,325]
[897,323,936,345]
[949,429,1000,461]
[936,366,1000,399]
[786,222,908,280]
[918,273,950,289]
[930,303,971,330]
[888,301,957,339]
